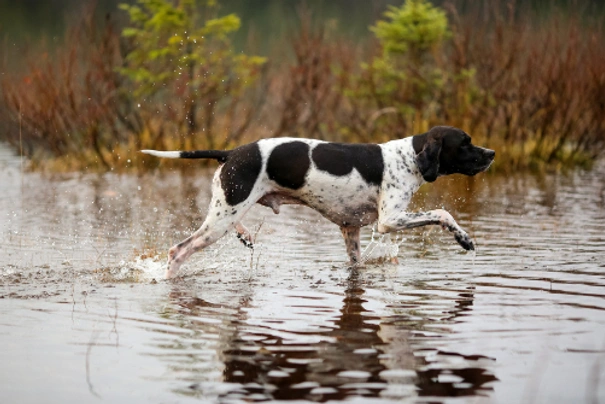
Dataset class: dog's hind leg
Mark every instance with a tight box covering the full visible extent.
[340,226,361,265]
[166,198,257,279]
[167,221,229,279]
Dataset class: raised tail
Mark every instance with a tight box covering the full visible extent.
[140,149,230,163]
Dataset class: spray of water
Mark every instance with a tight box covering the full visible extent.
[361,226,401,265]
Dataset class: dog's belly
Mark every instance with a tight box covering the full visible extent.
[305,188,379,227]
[262,170,380,228]
[316,199,379,227]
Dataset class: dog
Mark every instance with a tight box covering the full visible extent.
[142,126,495,279]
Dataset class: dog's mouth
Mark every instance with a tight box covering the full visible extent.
[481,155,495,172]
[478,148,495,171]
[467,149,495,175]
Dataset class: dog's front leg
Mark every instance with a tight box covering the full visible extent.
[235,222,254,249]
[377,209,474,250]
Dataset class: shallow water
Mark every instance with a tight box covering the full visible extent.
[1,144,604,404]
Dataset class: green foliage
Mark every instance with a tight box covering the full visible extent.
[118,0,266,149]
[344,0,475,138]
[119,0,265,99]
[371,0,450,58]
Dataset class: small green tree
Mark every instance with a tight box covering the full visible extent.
[372,0,449,60]
[119,0,266,149]
[342,0,476,140]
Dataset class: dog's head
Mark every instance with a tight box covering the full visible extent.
[413,126,495,183]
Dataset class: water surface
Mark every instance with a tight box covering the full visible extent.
[1,143,604,403]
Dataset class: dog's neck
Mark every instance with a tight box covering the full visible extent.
[381,137,425,187]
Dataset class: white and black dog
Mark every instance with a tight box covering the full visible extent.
[142,126,494,279]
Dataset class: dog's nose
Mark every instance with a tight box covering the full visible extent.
[486,149,495,159]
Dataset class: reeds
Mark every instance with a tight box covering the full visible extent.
[1,1,603,172]
[446,3,605,171]
[1,5,139,169]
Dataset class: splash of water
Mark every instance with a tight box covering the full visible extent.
[361,227,400,264]
[96,256,165,283]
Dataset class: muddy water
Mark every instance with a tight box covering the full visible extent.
[1,144,604,404]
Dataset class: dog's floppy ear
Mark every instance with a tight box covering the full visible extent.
[416,136,442,183]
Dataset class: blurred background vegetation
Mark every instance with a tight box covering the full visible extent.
[0,0,604,172]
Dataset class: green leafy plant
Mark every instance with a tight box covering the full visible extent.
[372,0,450,59]
[342,0,477,140]
[119,0,267,149]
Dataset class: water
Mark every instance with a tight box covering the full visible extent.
[1,143,604,403]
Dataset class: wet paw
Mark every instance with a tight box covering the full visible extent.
[454,231,475,251]
[237,233,254,249]
[166,249,181,279]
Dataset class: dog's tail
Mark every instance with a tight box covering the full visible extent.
[140,149,231,163]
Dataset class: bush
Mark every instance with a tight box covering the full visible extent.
[0,4,126,169]
[336,0,605,171]
[270,6,350,141]
[339,0,477,143]
[119,0,267,151]
[0,0,267,170]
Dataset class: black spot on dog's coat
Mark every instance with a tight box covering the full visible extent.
[267,141,310,189]
[311,143,384,186]
[220,142,262,206]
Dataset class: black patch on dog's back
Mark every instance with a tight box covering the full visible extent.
[220,142,262,206]
[312,143,384,186]
[267,141,310,189]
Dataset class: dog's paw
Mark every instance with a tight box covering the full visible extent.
[165,268,176,279]
[166,249,181,279]
[236,232,254,249]
[454,231,475,251]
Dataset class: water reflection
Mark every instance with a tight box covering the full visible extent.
[161,267,497,402]
[221,269,387,401]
